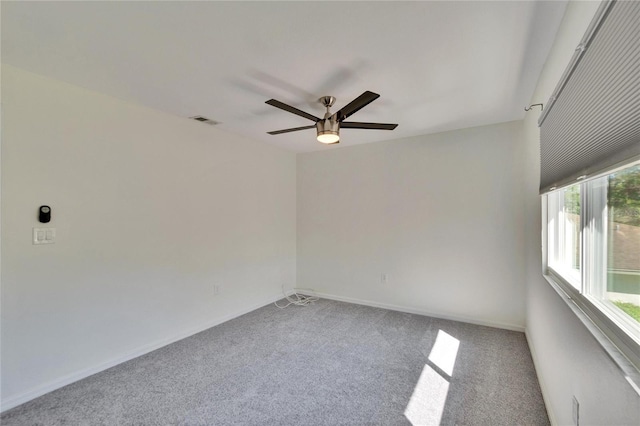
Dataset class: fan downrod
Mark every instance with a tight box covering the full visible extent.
[319,96,336,115]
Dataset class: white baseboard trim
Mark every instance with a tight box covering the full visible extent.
[311,291,525,332]
[525,329,557,426]
[1,292,285,413]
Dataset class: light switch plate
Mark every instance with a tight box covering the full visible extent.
[33,227,55,245]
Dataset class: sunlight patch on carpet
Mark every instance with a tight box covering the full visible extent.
[428,329,459,377]
[404,364,450,425]
[404,330,460,425]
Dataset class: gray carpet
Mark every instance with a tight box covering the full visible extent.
[1,298,549,425]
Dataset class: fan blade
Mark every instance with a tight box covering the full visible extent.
[334,91,380,121]
[265,99,320,122]
[341,122,398,130]
[267,125,316,135]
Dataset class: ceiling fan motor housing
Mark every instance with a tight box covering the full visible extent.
[316,118,340,144]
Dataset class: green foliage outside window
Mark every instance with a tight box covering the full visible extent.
[609,165,640,226]
[564,185,581,216]
[613,301,640,322]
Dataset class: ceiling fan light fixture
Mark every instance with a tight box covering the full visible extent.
[317,131,340,144]
[316,119,340,144]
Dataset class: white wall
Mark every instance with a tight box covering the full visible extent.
[0,65,296,409]
[5,3,640,422]
[522,2,640,424]
[297,121,527,331]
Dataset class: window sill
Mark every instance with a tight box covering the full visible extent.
[542,273,640,396]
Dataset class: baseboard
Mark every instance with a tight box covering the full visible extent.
[0,292,285,413]
[310,291,526,332]
[525,329,557,426]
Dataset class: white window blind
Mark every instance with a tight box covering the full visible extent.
[539,0,640,194]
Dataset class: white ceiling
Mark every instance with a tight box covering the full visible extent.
[2,1,567,152]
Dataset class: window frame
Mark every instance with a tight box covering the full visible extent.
[542,158,640,391]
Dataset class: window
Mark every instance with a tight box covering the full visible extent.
[545,161,640,369]
[548,184,581,288]
[601,165,640,330]
[537,0,640,386]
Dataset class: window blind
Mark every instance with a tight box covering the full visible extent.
[539,0,640,194]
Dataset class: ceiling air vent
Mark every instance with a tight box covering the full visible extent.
[190,115,220,126]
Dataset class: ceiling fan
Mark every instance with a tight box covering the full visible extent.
[265,91,398,144]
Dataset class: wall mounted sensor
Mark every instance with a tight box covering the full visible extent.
[39,205,51,223]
